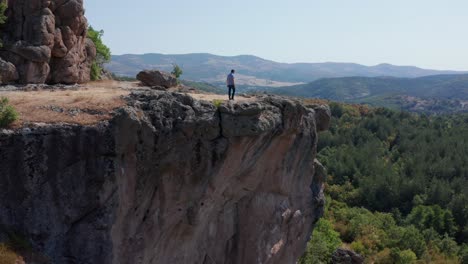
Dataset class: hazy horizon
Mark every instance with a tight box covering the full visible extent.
[110,52,468,71]
[85,0,468,71]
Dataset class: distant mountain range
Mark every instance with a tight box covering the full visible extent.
[272,74,468,100]
[269,74,468,113]
[106,53,467,86]
[106,53,468,113]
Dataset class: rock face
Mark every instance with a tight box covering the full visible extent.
[0,0,96,84]
[137,70,178,88]
[0,58,18,83]
[0,92,330,264]
[332,248,365,264]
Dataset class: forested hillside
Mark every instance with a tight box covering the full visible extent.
[276,74,468,100]
[269,74,468,113]
[301,103,468,263]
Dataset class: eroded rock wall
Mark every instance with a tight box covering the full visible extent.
[0,124,116,263]
[0,0,96,84]
[0,92,330,264]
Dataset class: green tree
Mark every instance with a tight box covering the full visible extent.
[0,0,7,48]
[434,234,460,257]
[300,219,342,264]
[406,205,457,237]
[171,64,183,79]
[87,26,111,80]
[459,244,468,264]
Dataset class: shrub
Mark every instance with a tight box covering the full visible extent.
[213,99,223,108]
[171,64,183,79]
[350,241,366,255]
[90,61,101,81]
[391,248,417,264]
[87,26,111,80]
[0,97,18,128]
[460,244,468,264]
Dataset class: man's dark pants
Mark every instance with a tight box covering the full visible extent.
[228,85,236,100]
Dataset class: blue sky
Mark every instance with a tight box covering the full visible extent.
[85,0,468,70]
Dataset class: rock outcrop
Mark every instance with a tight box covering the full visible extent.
[137,70,178,89]
[0,92,330,264]
[332,248,365,264]
[0,58,18,83]
[0,0,96,84]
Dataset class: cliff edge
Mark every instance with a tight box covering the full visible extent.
[0,90,330,264]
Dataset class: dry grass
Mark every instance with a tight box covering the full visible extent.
[0,244,21,264]
[302,98,330,105]
[0,244,49,264]
[0,82,131,127]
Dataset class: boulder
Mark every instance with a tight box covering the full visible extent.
[332,248,364,264]
[137,70,177,88]
[0,0,96,84]
[9,42,52,62]
[0,58,19,84]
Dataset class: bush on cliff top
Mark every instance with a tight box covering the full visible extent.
[87,26,111,81]
[0,97,18,128]
[171,64,183,79]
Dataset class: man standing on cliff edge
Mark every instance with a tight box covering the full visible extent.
[227,69,236,100]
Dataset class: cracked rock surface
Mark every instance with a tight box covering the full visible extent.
[0,91,330,264]
[0,0,96,84]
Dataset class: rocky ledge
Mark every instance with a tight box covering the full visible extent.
[0,91,330,264]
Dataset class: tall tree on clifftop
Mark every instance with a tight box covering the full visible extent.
[87,26,111,80]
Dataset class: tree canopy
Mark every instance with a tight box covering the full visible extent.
[300,101,468,263]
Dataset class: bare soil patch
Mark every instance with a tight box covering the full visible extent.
[0,81,131,127]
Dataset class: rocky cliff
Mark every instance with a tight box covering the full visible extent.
[0,91,330,264]
[0,0,96,84]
